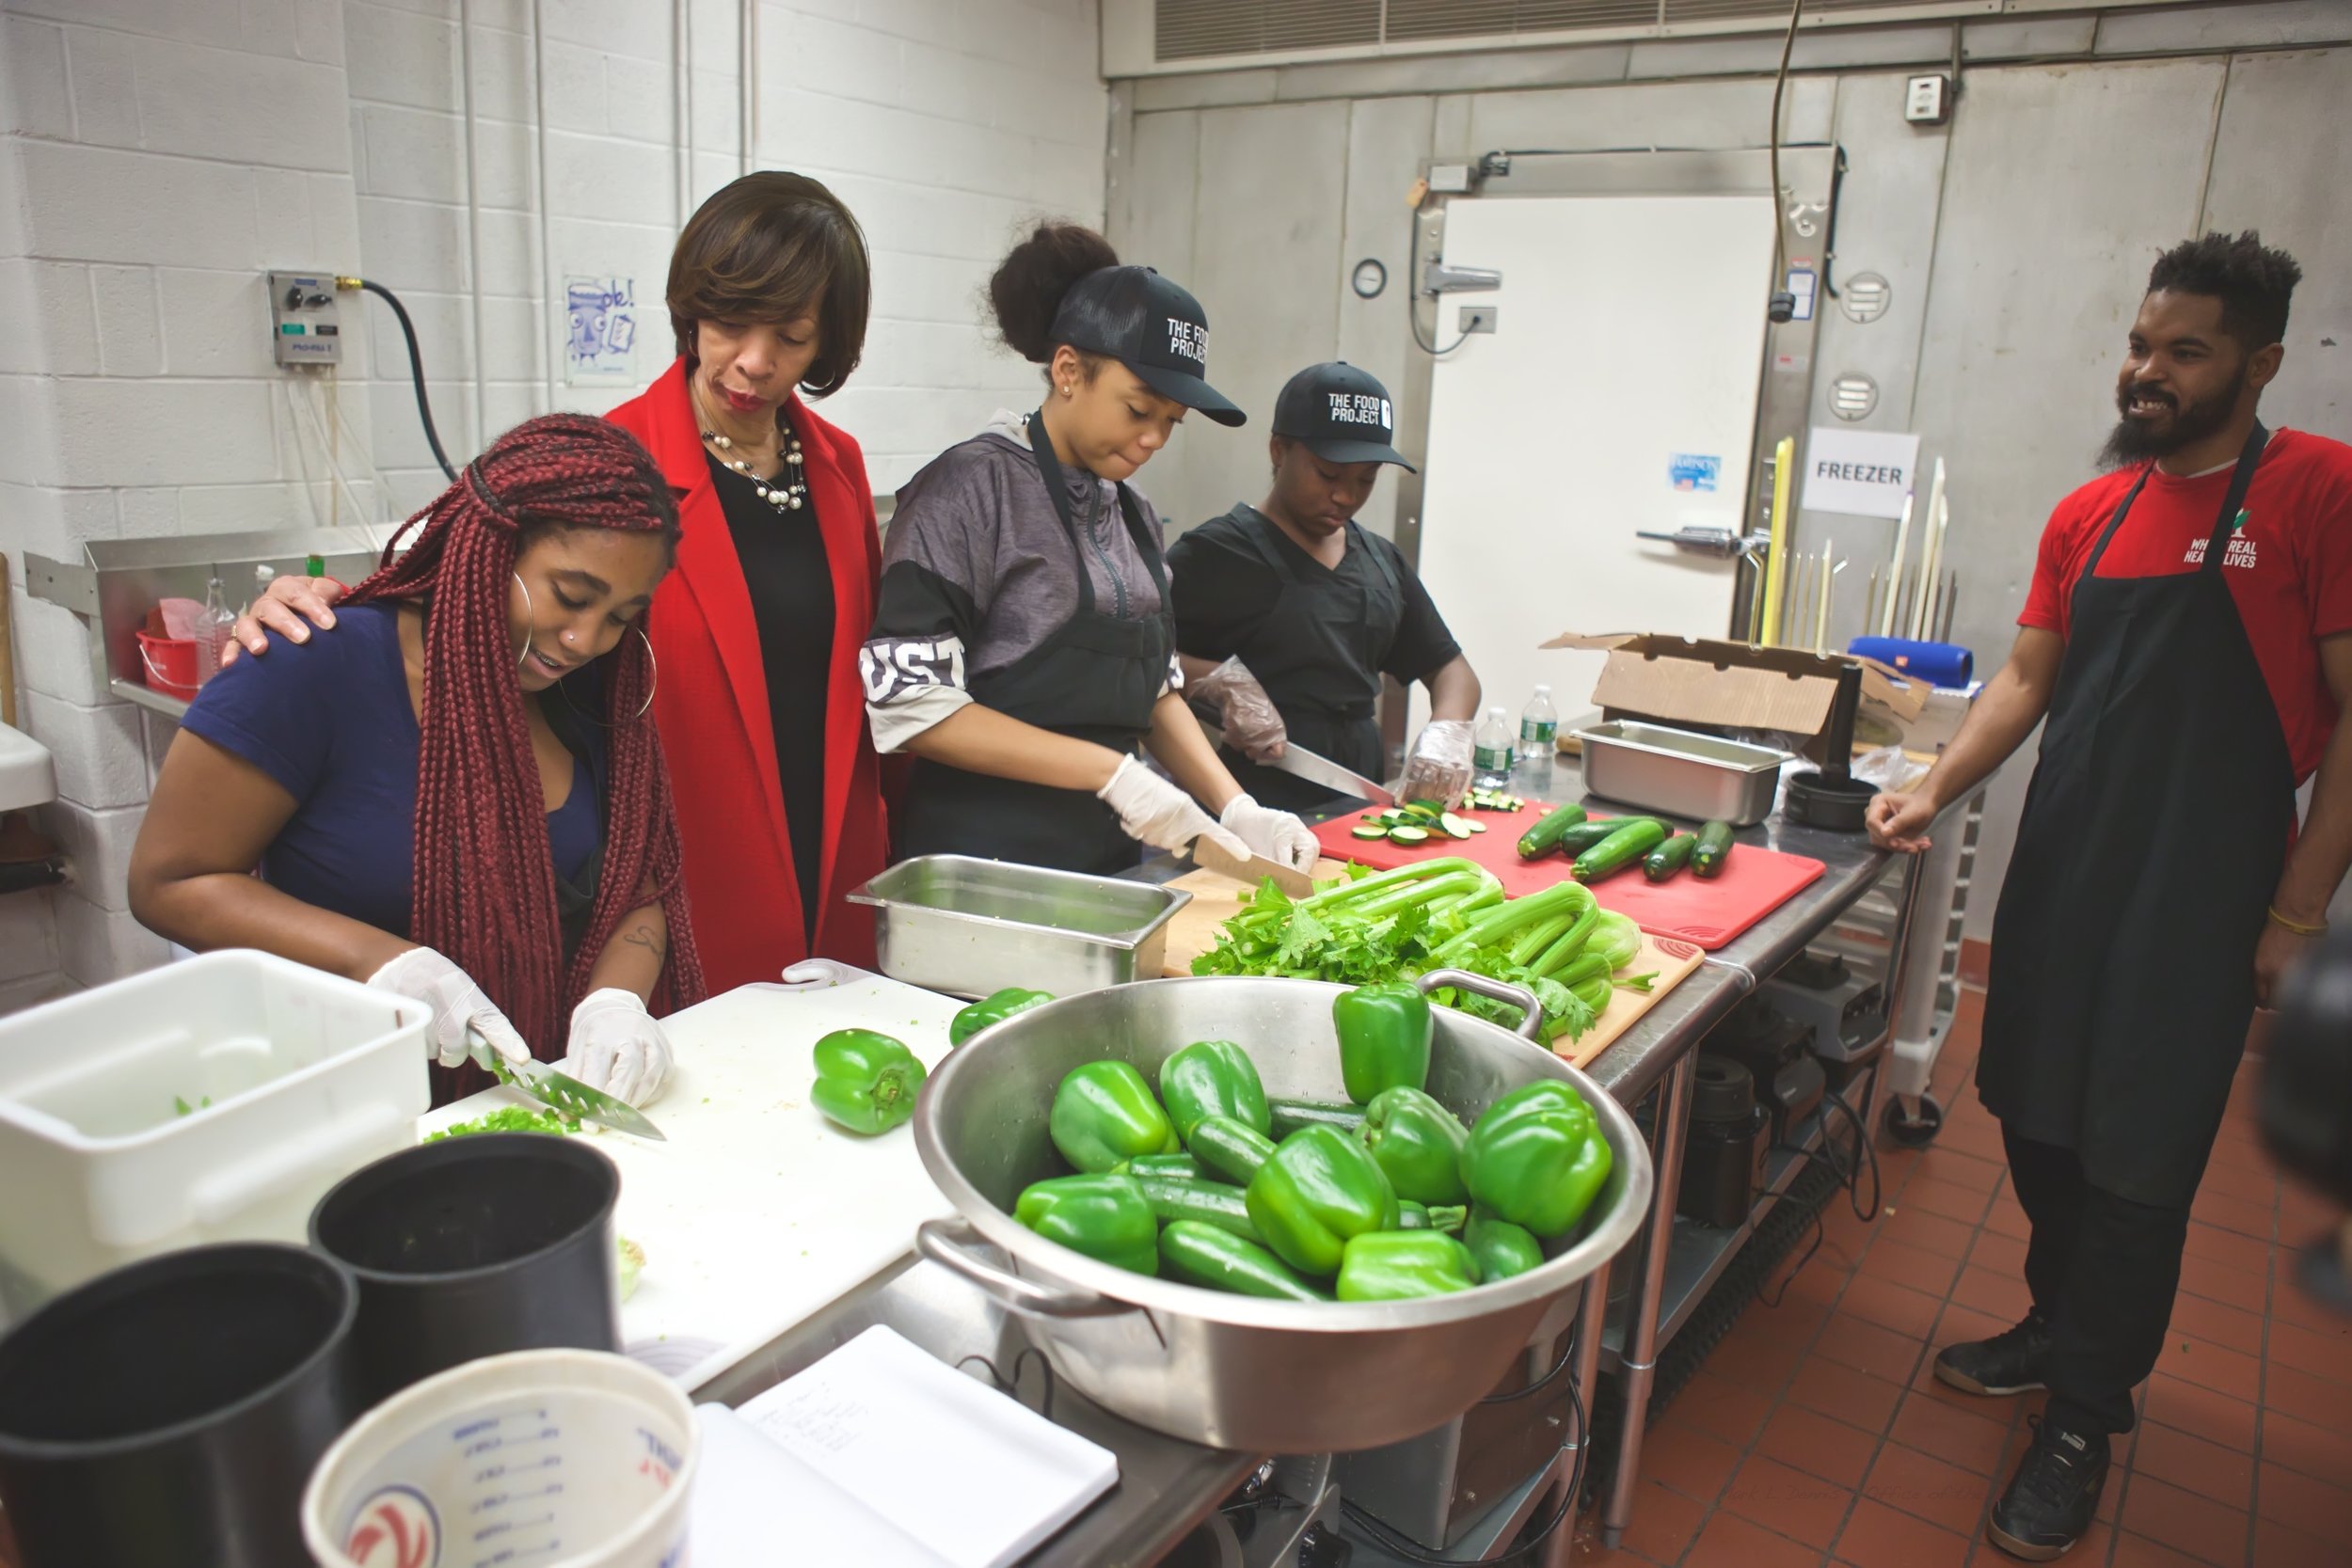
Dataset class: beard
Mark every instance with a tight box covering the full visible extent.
[2098,365,2246,467]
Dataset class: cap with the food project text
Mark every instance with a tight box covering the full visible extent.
[1271,361,1414,469]
[1050,266,1246,427]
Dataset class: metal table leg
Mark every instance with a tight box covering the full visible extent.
[1599,1050,1696,1546]
[1537,1257,1613,1568]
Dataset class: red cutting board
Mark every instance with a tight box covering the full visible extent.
[1311,805,1826,950]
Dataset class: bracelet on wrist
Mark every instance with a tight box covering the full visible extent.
[2267,905,2328,938]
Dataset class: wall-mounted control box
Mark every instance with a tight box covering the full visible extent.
[1904,74,1952,126]
[268,270,342,367]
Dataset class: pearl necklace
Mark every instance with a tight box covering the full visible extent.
[697,397,807,512]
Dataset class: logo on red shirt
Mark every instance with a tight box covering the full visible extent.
[2184,509,2257,569]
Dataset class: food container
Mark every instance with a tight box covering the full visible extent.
[913,974,1652,1452]
[1575,721,1790,826]
[849,854,1191,1000]
[302,1349,696,1568]
[0,950,430,1323]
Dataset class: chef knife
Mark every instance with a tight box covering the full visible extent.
[474,1037,669,1140]
[1190,832,1319,899]
[1196,721,1396,806]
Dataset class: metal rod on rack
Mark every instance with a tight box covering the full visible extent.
[1880,489,1914,636]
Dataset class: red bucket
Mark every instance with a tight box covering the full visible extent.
[137,632,202,700]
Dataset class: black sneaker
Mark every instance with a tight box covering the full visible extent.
[1934,1312,2051,1396]
[1987,1416,2108,1560]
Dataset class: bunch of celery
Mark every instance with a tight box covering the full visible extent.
[1190,860,1655,1041]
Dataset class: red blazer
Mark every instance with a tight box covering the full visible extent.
[606,359,889,988]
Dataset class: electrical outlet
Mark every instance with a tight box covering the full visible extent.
[267,269,342,367]
[1457,305,1498,335]
[1904,74,1951,125]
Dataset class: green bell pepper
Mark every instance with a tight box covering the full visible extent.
[1013,1174,1158,1275]
[1332,980,1432,1103]
[948,987,1054,1046]
[1189,1115,1276,1185]
[1131,1172,1261,1242]
[1336,1230,1483,1301]
[1244,1124,1400,1276]
[1159,1220,1330,1303]
[1049,1060,1180,1173]
[1463,1208,1546,1282]
[809,1029,927,1135]
[1459,1081,1613,1239]
[1357,1085,1470,1206]
[1158,1039,1271,1142]
[1397,1200,1468,1234]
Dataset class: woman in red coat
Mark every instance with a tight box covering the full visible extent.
[230,174,889,990]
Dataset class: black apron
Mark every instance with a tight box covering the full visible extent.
[897,414,1175,875]
[1200,507,1405,812]
[1979,423,2296,1208]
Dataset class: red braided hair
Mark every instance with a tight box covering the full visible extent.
[347,413,707,1069]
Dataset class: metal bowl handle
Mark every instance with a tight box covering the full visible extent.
[916,1218,1136,1321]
[1417,968,1546,1043]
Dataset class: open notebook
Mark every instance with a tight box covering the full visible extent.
[691,1326,1119,1568]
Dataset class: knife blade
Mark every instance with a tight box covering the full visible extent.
[483,1047,668,1140]
[1197,722,1395,806]
[1190,833,1318,898]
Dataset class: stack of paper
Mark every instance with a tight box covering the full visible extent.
[691,1327,1119,1567]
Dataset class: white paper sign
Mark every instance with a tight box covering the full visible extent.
[1801,427,1921,519]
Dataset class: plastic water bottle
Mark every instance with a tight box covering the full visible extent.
[1519,684,1559,791]
[1472,705,1515,791]
[197,576,235,687]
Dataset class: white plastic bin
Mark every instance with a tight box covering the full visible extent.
[0,950,430,1322]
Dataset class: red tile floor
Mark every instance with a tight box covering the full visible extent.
[1573,982,2352,1568]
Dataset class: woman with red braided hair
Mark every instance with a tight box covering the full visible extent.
[129,414,705,1108]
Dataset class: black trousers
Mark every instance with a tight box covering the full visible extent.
[2003,1125,2195,1437]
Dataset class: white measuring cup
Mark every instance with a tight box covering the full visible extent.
[302,1349,697,1568]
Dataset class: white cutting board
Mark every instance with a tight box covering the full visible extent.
[420,960,964,1392]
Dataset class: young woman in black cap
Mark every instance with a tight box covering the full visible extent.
[1169,362,1484,812]
[860,223,1319,875]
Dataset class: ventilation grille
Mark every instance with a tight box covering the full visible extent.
[1155,0,1382,61]
[1154,0,1986,61]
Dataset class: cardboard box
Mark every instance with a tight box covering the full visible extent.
[1540,632,1931,764]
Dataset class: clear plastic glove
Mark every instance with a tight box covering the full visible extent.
[1098,754,1251,861]
[562,989,675,1108]
[1397,719,1476,809]
[368,946,532,1071]
[1219,794,1319,870]
[222,572,347,667]
[1190,657,1287,761]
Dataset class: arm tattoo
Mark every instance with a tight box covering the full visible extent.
[620,921,666,965]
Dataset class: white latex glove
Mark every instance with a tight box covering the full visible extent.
[1219,793,1319,871]
[563,989,675,1108]
[1190,657,1288,761]
[1098,754,1251,861]
[368,946,532,1071]
[1397,719,1476,810]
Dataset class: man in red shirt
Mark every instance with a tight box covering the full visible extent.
[1871,231,2352,1560]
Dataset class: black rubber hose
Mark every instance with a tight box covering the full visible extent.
[355,277,457,481]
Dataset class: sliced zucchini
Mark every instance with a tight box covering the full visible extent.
[1350,823,1391,841]
[1438,813,1475,840]
[1468,821,1489,833]
[1386,824,1432,846]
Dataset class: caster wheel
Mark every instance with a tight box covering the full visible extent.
[1884,1094,1944,1148]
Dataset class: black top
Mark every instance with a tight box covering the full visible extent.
[707,453,834,930]
[1168,505,1460,687]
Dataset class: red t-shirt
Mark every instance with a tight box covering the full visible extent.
[2020,428,2352,783]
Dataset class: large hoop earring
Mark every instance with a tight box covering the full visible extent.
[556,625,658,726]
[511,570,535,669]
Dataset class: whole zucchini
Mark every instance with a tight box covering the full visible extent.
[1643,833,1697,882]
[1553,817,1661,857]
[1270,1097,1366,1138]
[1691,820,1736,879]
[1572,818,1669,881]
[1514,802,1588,860]
[1131,1172,1262,1242]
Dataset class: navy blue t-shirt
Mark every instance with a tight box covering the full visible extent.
[180,604,602,942]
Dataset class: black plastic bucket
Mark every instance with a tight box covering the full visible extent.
[309,1132,620,1404]
[0,1242,358,1568]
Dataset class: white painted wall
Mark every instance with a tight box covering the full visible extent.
[0,0,1109,1002]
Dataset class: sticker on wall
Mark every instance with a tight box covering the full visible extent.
[1784,267,1818,323]
[1801,426,1920,520]
[1668,453,1722,493]
[564,277,639,384]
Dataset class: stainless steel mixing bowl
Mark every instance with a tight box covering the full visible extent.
[913,973,1652,1452]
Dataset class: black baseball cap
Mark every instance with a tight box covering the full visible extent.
[1272,362,1414,469]
[1050,266,1247,427]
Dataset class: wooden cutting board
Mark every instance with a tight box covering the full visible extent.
[1158,866,1706,1069]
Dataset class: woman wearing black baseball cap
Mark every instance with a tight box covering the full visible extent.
[859,223,1318,874]
[1169,361,1485,812]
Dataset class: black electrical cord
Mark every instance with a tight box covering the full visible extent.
[1754,1079,1883,1307]
[1340,1357,1587,1562]
[954,1347,1057,1423]
[352,277,458,482]
[1482,1321,1579,1404]
[1766,0,1805,312]
[1405,200,1476,358]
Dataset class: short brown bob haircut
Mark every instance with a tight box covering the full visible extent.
[666,171,870,398]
